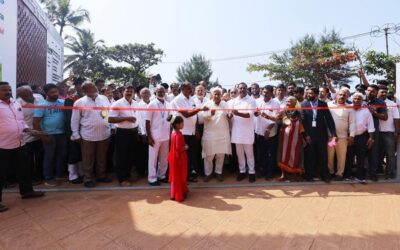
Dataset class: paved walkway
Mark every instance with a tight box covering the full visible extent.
[1,183,400,250]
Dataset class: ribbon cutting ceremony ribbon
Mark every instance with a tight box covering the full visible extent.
[21,104,400,112]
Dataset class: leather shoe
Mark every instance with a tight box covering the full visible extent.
[249,174,256,183]
[84,181,96,188]
[96,177,113,183]
[0,204,9,212]
[70,178,83,184]
[158,178,168,183]
[21,191,45,199]
[236,173,246,181]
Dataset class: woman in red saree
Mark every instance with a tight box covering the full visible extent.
[167,115,188,202]
[278,110,305,176]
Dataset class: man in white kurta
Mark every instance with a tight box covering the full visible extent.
[229,83,257,182]
[145,85,170,186]
[201,88,231,181]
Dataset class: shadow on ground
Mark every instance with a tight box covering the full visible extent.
[1,183,400,249]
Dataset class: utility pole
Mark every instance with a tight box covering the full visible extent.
[384,27,390,56]
[370,23,400,56]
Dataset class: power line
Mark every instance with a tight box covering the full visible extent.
[389,36,400,48]
[160,28,391,65]
[342,31,374,40]
[161,49,286,64]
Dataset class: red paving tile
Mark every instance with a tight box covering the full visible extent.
[1,183,400,249]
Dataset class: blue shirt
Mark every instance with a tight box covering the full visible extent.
[33,99,65,135]
[310,99,318,121]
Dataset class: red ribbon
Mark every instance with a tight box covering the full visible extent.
[22,104,399,112]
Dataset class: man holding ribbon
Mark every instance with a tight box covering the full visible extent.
[71,82,112,188]
[109,85,138,187]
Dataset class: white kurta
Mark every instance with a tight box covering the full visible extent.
[201,100,232,158]
[230,95,256,144]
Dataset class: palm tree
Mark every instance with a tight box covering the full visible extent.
[64,29,107,78]
[40,0,90,36]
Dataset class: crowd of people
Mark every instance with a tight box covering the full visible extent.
[0,69,399,209]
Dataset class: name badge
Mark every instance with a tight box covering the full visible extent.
[312,121,317,127]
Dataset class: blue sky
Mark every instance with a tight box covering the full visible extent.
[70,0,400,88]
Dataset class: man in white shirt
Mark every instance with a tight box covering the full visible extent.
[71,82,112,188]
[348,93,375,183]
[193,85,208,124]
[17,86,43,184]
[327,90,356,180]
[227,86,239,172]
[145,85,170,186]
[229,82,257,182]
[250,83,261,100]
[378,86,400,179]
[274,84,287,110]
[166,82,180,102]
[136,87,151,177]
[201,87,231,182]
[250,83,261,171]
[171,81,207,182]
[193,84,208,176]
[108,86,138,186]
[254,85,280,180]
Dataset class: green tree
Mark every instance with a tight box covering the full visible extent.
[248,29,356,86]
[106,43,164,86]
[177,54,213,88]
[64,29,109,79]
[363,50,400,88]
[40,0,90,36]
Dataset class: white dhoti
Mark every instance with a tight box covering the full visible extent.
[201,100,232,176]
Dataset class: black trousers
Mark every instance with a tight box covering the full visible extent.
[0,146,34,202]
[254,133,259,173]
[136,134,149,177]
[228,143,239,173]
[107,132,116,173]
[67,139,82,165]
[184,135,198,176]
[348,133,369,180]
[344,145,354,178]
[115,128,138,182]
[25,140,44,180]
[304,138,329,180]
[256,134,277,179]
[195,125,204,176]
[367,131,379,177]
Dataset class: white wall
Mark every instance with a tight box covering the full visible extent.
[0,0,18,94]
